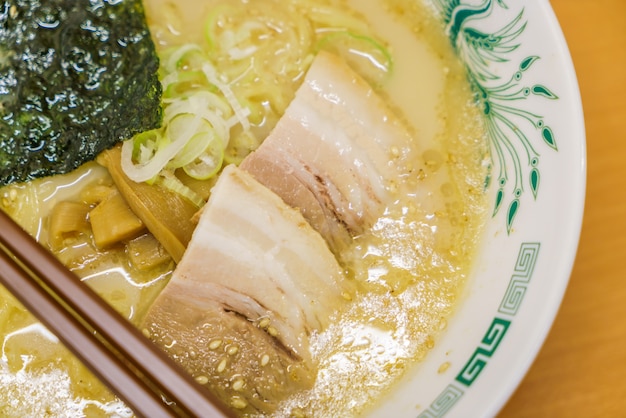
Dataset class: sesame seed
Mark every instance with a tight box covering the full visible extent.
[141,328,151,338]
[209,339,222,350]
[267,326,278,337]
[217,358,227,373]
[260,354,270,367]
[438,362,451,374]
[232,379,244,391]
[258,317,270,329]
[231,397,247,410]
[227,345,239,356]
[195,375,209,385]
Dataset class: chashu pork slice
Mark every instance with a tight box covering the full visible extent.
[240,51,417,253]
[141,165,353,413]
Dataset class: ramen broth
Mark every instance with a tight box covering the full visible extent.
[0,0,489,416]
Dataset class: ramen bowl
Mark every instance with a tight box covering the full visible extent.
[368,1,585,416]
[0,0,584,416]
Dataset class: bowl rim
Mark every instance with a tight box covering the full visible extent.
[487,1,587,413]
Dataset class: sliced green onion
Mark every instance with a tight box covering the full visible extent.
[165,115,214,169]
[316,31,393,87]
[224,129,260,165]
[122,43,253,187]
[204,3,239,53]
[201,62,251,132]
[163,70,213,100]
[304,5,369,34]
[157,171,206,208]
[121,114,205,183]
[182,139,224,180]
[168,131,215,170]
[162,43,205,74]
[131,129,162,165]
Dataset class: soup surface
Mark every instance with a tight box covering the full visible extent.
[0,0,489,416]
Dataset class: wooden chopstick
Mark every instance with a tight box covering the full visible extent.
[0,209,235,418]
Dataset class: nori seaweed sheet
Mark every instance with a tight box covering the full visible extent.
[0,0,162,185]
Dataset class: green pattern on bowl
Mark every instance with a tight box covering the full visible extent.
[370,0,585,416]
[432,0,559,233]
[418,242,541,417]
[419,1,555,415]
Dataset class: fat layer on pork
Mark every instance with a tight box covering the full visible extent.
[241,51,417,253]
[141,165,353,413]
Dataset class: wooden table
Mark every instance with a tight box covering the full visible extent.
[499,0,626,416]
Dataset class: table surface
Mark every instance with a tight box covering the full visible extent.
[498,0,626,416]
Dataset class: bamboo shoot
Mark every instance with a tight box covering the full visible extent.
[97,146,200,263]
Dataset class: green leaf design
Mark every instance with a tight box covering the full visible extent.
[494,187,504,216]
[531,85,559,99]
[542,126,558,150]
[530,168,540,199]
[433,0,560,234]
[506,199,519,234]
[519,55,539,72]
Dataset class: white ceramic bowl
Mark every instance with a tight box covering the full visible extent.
[0,1,584,415]
[368,1,585,416]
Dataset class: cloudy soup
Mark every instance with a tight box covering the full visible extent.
[0,0,489,416]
